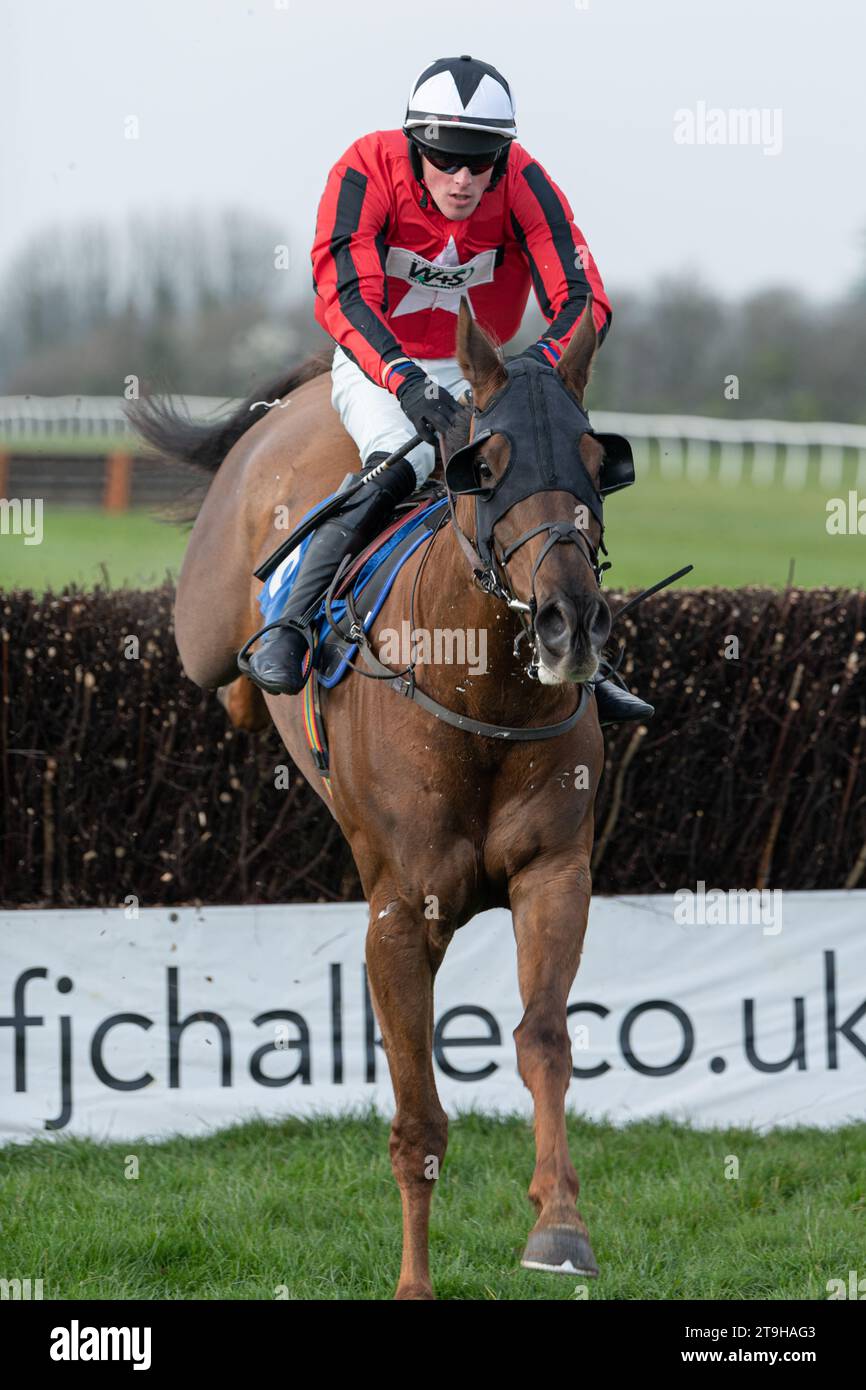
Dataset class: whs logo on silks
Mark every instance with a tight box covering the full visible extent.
[386,243,498,295]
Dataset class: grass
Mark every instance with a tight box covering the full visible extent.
[610,475,865,589]
[0,508,185,592]
[0,474,863,594]
[1,1111,863,1301]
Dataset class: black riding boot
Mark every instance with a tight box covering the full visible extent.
[246,454,417,696]
[591,660,655,727]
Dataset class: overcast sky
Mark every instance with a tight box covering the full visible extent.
[4,0,864,307]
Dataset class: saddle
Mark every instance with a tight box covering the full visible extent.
[257,485,449,690]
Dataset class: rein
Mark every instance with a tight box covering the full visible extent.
[323,519,591,741]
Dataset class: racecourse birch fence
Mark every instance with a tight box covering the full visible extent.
[1,584,864,908]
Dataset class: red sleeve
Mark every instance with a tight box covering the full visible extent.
[311,142,415,395]
[508,149,612,361]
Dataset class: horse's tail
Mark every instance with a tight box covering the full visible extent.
[126,351,332,475]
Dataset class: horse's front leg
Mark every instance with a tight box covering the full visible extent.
[365,891,452,1301]
[508,827,599,1279]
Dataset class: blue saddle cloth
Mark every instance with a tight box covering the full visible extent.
[258,492,448,689]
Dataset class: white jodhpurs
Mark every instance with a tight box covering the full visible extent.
[330,344,471,485]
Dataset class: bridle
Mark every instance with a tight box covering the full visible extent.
[443,357,626,681]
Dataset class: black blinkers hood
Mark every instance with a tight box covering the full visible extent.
[445,358,634,512]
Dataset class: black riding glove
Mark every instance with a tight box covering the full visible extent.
[396,367,460,445]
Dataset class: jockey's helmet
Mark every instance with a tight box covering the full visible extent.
[403,55,516,189]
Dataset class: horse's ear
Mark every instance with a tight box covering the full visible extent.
[456,299,507,408]
[556,295,597,405]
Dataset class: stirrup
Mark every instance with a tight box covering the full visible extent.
[237,616,315,689]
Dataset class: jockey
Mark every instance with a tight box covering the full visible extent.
[248,53,652,725]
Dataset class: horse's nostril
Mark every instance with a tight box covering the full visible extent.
[536,599,573,654]
[590,597,611,648]
[536,593,610,669]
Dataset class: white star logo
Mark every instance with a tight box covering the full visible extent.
[390,238,479,319]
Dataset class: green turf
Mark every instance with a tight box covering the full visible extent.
[608,475,865,590]
[0,1111,862,1300]
[0,475,863,594]
[0,508,185,592]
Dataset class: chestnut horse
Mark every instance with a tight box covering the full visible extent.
[138,301,610,1299]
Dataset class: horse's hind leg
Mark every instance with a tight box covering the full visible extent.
[173,458,263,691]
[365,893,451,1301]
[509,835,599,1279]
[217,676,269,732]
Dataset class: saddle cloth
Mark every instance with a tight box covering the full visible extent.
[258,489,449,689]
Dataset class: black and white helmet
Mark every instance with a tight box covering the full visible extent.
[403,55,516,187]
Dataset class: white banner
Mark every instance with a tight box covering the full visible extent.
[1,893,864,1143]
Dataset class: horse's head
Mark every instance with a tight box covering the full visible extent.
[445,298,631,686]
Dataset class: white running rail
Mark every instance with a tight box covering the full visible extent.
[2,396,865,490]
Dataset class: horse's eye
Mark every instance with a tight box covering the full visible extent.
[477,458,494,481]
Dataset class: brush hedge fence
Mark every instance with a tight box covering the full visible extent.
[1,584,863,907]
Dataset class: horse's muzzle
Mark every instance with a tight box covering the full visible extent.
[535,592,611,685]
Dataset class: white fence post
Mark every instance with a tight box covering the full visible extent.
[753,442,777,487]
[818,445,845,488]
[658,437,683,479]
[685,437,711,481]
[782,444,809,490]
[719,440,744,486]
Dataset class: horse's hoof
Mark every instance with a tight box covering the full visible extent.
[520,1224,599,1278]
[394,1283,435,1300]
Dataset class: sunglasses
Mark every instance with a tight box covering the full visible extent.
[414,141,499,175]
